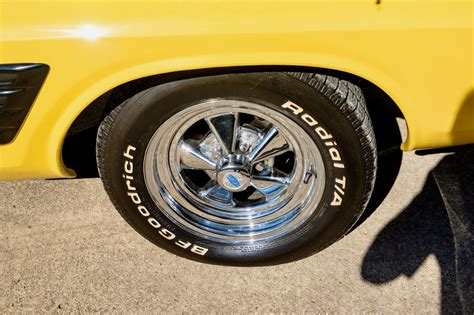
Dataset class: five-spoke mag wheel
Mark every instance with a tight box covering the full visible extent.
[144,100,326,243]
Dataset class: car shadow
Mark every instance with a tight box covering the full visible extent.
[361,145,474,314]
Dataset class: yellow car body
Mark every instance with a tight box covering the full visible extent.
[0,0,473,180]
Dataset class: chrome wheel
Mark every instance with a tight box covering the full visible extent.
[144,99,325,244]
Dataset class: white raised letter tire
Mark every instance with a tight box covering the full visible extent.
[96,72,376,265]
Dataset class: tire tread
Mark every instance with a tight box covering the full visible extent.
[287,72,377,231]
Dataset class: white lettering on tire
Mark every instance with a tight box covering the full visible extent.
[282,101,347,206]
[122,145,208,256]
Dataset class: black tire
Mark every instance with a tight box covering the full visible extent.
[96,72,376,265]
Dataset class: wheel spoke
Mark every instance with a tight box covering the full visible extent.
[200,183,234,206]
[251,169,289,195]
[253,147,291,165]
[205,113,239,155]
[178,140,216,170]
[251,137,290,164]
[231,112,239,153]
[204,170,217,180]
[248,127,288,162]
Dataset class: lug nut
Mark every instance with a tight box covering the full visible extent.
[239,143,249,152]
[255,163,264,172]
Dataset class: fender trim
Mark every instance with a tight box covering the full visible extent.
[0,63,49,144]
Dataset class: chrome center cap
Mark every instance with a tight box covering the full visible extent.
[217,170,250,192]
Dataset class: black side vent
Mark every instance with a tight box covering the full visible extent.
[0,63,49,144]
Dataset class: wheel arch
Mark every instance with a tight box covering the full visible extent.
[62,65,406,178]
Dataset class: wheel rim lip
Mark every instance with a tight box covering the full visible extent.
[143,99,326,243]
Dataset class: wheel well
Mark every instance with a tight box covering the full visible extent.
[62,66,405,178]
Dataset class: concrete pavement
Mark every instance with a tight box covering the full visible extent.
[1,149,472,313]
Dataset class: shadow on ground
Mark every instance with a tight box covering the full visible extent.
[362,145,474,314]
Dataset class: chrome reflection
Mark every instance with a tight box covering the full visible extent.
[143,99,326,244]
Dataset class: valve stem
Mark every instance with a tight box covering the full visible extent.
[304,165,317,184]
